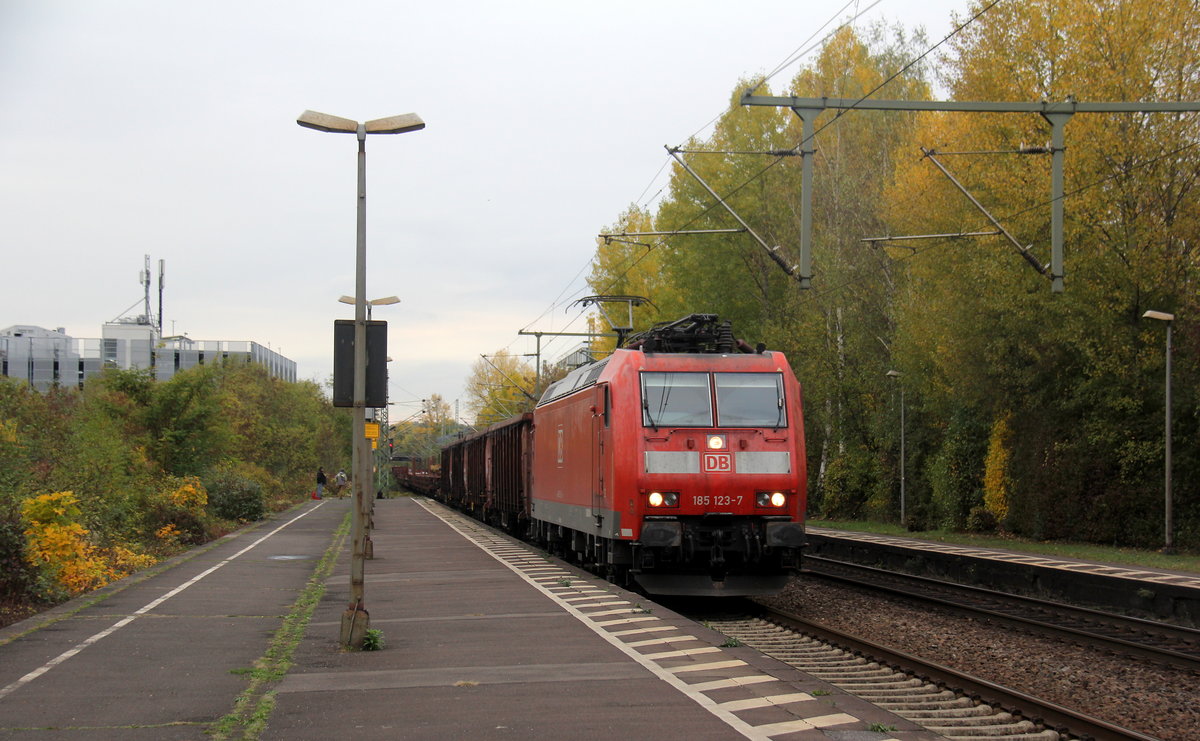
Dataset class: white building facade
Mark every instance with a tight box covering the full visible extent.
[0,321,296,392]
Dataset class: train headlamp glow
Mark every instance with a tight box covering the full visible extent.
[647,491,679,507]
[706,434,726,450]
[756,491,787,508]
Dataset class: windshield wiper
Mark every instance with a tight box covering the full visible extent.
[643,397,659,432]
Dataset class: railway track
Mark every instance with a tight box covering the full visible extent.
[699,607,1158,741]
[804,557,1200,673]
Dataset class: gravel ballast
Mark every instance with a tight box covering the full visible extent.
[760,576,1200,741]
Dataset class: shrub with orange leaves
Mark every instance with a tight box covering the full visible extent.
[21,492,113,595]
[21,492,158,596]
[166,477,207,512]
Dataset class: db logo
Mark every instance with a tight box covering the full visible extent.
[702,452,733,473]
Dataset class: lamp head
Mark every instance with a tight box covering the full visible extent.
[364,113,425,134]
[1143,310,1175,322]
[297,110,359,134]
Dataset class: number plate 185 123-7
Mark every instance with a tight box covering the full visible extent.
[692,495,743,507]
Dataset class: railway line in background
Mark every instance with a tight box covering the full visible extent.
[803,556,1200,673]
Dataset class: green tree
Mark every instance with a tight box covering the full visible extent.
[884,0,1200,546]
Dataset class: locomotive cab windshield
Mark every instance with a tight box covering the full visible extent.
[641,371,787,428]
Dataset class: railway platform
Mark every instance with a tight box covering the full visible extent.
[807,526,1200,624]
[268,497,935,740]
[0,496,935,740]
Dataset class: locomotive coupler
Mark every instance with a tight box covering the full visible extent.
[710,543,727,583]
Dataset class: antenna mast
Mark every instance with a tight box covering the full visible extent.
[157,259,165,335]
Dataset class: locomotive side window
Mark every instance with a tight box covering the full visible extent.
[641,372,713,427]
[714,372,786,427]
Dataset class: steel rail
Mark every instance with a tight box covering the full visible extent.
[803,557,1200,673]
[762,606,1160,741]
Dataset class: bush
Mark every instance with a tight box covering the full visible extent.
[966,505,998,533]
[820,446,878,519]
[0,516,40,602]
[21,492,114,596]
[927,410,986,530]
[205,469,266,522]
[140,477,209,545]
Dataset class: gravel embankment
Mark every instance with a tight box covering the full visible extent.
[759,577,1199,741]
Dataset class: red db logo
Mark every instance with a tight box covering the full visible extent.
[702,453,733,473]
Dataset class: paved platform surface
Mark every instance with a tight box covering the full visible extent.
[0,500,344,739]
[271,497,933,740]
[0,498,935,740]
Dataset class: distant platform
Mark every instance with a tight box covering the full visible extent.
[806,527,1200,624]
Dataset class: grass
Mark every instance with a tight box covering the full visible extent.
[808,519,1200,573]
[210,510,352,740]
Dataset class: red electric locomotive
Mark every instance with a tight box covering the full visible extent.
[435,314,807,597]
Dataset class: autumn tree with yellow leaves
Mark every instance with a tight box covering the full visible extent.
[464,350,538,426]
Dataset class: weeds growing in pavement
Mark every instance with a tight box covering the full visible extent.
[362,628,385,651]
[210,511,350,740]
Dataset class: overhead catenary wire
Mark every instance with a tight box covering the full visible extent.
[748,0,887,97]
[810,137,1200,307]
[591,2,1002,300]
[516,0,1004,375]
[623,0,892,219]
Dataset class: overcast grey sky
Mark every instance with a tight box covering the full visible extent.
[1,0,970,421]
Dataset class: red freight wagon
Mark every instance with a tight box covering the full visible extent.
[439,414,533,530]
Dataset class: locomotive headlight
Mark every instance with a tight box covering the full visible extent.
[756,491,787,508]
[647,491,679,507]
[706,434,726,450]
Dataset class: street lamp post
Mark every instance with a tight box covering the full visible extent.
[1142,310,1175,554]
[298,110,424,648]
[886,370,905,526]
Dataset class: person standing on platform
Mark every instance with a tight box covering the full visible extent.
[335,469,348,498]
[315,467,327,499]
